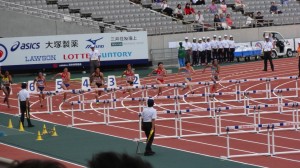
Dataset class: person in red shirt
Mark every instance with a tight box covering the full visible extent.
[148,62,167,96]
[184,3,195,15]
[226,13,234,28]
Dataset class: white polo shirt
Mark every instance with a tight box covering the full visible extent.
[211,39,218,49]
[89,50,100,61]
[222,39,230,48]
[197,42,205,52]
[263,41,273,51]
[228,40,235,49]
[18,89,30,101]
[217,40,223,49]
[182,41,192,50]
[192,42,198,51]
[205,41,212,50]
[142,107,157,122]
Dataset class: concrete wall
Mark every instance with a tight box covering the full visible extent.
[148,25,300,49]
[0,10,99,38]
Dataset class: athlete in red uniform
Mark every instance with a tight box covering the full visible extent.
[148,62,167,96]
[52,68,71,102]
[122,64,135,97]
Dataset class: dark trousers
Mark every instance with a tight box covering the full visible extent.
[20,101,33,127]
[223,48,230,62]
[212,49,218,60]
[143,122,155,152]
[192,51,198,65]
[218,49,223,62]
[185,50,191,63]
[264,51,274,71]
[229,48,235,62]
[90,60,99,75]
[206,50,212,63]
[199,51,205,64]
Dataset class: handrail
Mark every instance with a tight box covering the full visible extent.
[0,0,143,32]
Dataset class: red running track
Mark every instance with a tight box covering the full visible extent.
[1,57,300,168]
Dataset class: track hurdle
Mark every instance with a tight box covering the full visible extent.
[223,121,300,159]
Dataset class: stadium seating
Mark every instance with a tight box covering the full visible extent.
[1,0,300,35]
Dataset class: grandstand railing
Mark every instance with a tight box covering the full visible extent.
[0,0,143,33]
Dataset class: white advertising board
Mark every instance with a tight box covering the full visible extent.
[0,31,148,68]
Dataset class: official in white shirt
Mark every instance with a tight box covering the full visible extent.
[217,36,223,62]
[197,38,205,65]
[141,99,157,156]
[191,38,198,66]
[182,37,192,63]
[211,35,218,60]
[228,35,236,62]
[89,45,100,75]
[18,83,34,127]
[206,37,212,64]
[222,34,230,62]
[263,36,274,71]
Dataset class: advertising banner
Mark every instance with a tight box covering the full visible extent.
[0,31,148,69]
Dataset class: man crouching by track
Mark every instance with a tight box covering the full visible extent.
[142,99,157,156]
[18,82,34,127]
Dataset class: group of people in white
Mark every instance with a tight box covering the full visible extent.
[179,34,236,67]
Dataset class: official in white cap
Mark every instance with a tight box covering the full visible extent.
[222,34,230,62]
[183,37,192,63]
[89,44,100,75]
[262,35,274,71]
[228,35,236,62]
[217,36,223,62]
[211,35,218,61]
[197,38,205,65]
[206,37,212,64]
[192,38,198,66]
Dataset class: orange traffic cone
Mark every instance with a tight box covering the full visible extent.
[36,131,43,141]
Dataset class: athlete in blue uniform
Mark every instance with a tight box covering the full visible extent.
[178,61,195,94]
[34,72,47,107]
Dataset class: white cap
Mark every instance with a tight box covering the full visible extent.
[91,44,95,48]
[224,34,228,37]
[185,37,188,39]
[218,36,222,38]
[213,35,217,37]
[198,38,202,40]
[193,37,196,40]
[207,37,210,39]
[202,37,206,39]
[230,35,233,37]
[265,36,269,38]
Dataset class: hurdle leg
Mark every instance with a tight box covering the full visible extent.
[175,113,178,138]
[179,112,182,138]
[267,128,271,156]
[218,113,221,135]
[271,128,275,156]
[295,78,298,97]
[258,110,261,132]
[226,130,230,159]
[292,109,296,130]
[253,109,257,133]
[17,100,21,116]
[49,95,53,114]
[212,97,216,118]
[71,104,74,127]
[107,104,110,125]
[78,94,82,111]
[103,103,107,124]
[46,96,50,113]
[238,83,241,102]
[138,113,142,140]
[82,94,85,111]
[296,108,299,130]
